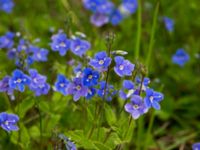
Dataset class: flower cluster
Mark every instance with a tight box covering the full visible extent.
[51,30,91,57]
[0,32,49,70]
[0,112,19,132]
[82,0,138,27]
[0,0,14,13]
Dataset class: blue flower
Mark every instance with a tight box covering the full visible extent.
[86,87,96,99]
[97,81,117,101]
[119,80,135,100]
[0,112,19,132]
[28,69,50,96]
[0,76,13,95]
[135,77,150,91]
[90,13,109,27]
[73,63,83,78]
[7,48,17,59]
[172,48,190,67]
[83,0,107,12]
[192,143,200,150]
[58,134,77,150]
[54,74,70,95]
[0,0,14,13]
[83,67,99,87]
[0,32,14,49]
[125,95,148,119]
[67,78,88,101]
[17,39,29,52]
[144,88,164,110]
[114,56,135,77]
[89,51,111,71]
[109,9,123,25]
[163,17,174,32]
[70,37,91,57]
[29,46,48,62]
[51,31,71,56]
[120,0,138,15]
[9,69,31,92]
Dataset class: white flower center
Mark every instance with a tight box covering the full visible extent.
[133,104,139,110]
[88,75,93,79]
[99,60,104,65]
[59,42,66,47]
[60,83,65,87]
[76,85,81,90]
[119,65,124,70]
[16,78,22,83]
[150,96,154,103]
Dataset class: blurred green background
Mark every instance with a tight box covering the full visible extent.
[0,0,200,149]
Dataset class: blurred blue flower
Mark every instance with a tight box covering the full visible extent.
[89,51,111,71]
[90,13,109,27]
[97,1,114,14]
[0,76,13,95]
[0,112,19,132]
[125,95,148,119]
[54,74,70,95]
[58,134,77,150]
[172,48,190,67]
[110,9,123,25]
[86,87,96,99]
[67,78,88,101]
[119,80,135,100]
[120,0,138,15]
[70,37,91,57]
[0,0,14,13]
[9,69,31,92]
[73,63,83,78]
[0,32,14,49]
[51,31,71,56]
[144,88,164,110]
[192,143,200,150]
[97,81,117,101]
[114,56,135,77]
[163,17,174,32]
[28,69,50,96]
[30,46,48,62]
[83,0,106,12]
[83,67,99,87]
[17,39,29,52]
[135,77,150,91]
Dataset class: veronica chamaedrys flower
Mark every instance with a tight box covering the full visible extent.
[0,112,19,132]
[17,39,29,52]
[97,1,114,15]
[144,88,164,110]
[135,77,150,91]
[28,69,50,96]
[89,51,111,71]
[192,143,200,150]
[70,37,91,57]
[0,32,14,49]
[51,31,71,56]
[114,56,135,77]
[67,78,88,101]
[86,87,96,99]
[54,74,70,95]
[119,80,135,100]
[9,69,31,92]
[82,0,106,12]
[90,13,109,27]
[110,9,123,25]
[163,17,174,32]
[125,95,148,119]
[120,0,138,15]
[0,76,13,95]
[58,134,77,150]
[29,46,48,62]
[97,81,116,101]
[73,63,83,78]
[83,68,99,87]
[172,48,190,67]
[0,0,14,13]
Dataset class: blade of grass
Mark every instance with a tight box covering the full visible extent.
[145,1,160,69]
[135,0,142,59]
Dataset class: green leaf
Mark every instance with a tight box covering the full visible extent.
[105,103,117,126]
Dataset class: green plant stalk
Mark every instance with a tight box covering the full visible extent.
[144,110,155,150]
[35,99,42,141]
[145,1,160,68]
[135,0,142,59]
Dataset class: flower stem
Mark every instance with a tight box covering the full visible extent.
[145,1,160,69]
[35,99,42,141]
[135,0,142,59]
